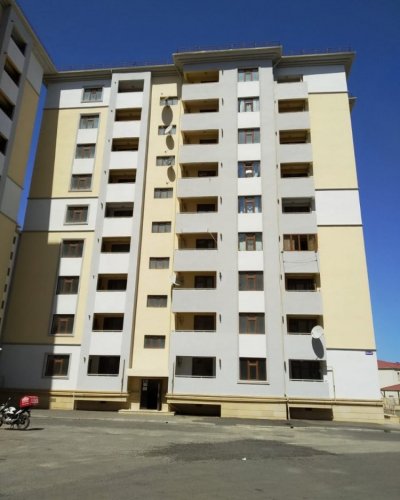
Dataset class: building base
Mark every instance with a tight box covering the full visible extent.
[166,394,385,424]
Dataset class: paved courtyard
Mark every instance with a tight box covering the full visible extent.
[1,410,399,499]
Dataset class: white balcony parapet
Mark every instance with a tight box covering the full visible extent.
[280,176,315,198]
[279,143,313,164]
[0,109,12,139]
[282,251,319,274]
[76,128,98,144]
[0,71,18,104]
[116,92,143,109]
[102,217,133,237]
[7,38,24,72]
[99,253,130,274]
[109,151,138,170]
[177,177,220,198]
[106,183,135,203]
[181,112,220,131]
[174,249,218,272]
[112,120,141,138]
[277,111,310,131]
[175,212,219,234]
[280,213,317,234]
[94,291,127,313]
[182,82,221,101]
[275,82,308,100]
[172,289,218,313]
[284,290,323,315]
[179,144,221,164]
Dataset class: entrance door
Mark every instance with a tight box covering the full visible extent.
[140,379,161,410]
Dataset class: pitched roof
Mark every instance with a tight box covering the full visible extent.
[381,383,400,391]
[378,360,400,370]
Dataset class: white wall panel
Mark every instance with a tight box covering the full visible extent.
[238,251,264,271]
[237,112,260,129]
[237,144,261,161]
[237,81,259,97]
[26,52,44,94]
[238,334,267,357]
[238,291,265,312]
[315,190,362,226]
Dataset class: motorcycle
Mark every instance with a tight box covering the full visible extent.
[0,395,39,430]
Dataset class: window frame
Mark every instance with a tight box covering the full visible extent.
[79,114,99,129]
[147,295,168,307]
[70,174,92,191]
[149,257,170,269]
[152,221,171,233]
[239,358,267,381]
[75,144,96,159]
[61,240,84,258]
[50,315,74,336]
[82,87,103,103]
[43,354,70,378]
[239,313,265,334]
[65,205,89,224]
[238,68,259,82]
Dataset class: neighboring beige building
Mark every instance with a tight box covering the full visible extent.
[0,4,384,423]
[0,0,55,335]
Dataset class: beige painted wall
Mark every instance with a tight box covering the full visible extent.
[309,93,358,189]
[3,231,94,345]
[0,215,15,313]
[7,81,40,187]
[130,76,181,376]
[318,226,375,349]
[30,107,108,199]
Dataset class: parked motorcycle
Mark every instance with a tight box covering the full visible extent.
[0,395,39,430]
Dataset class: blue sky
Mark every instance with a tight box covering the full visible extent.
[18,0,400,360]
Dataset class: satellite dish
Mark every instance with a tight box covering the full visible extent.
[311,325,324,340]
[164,124,173,135]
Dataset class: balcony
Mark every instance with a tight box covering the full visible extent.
[284,274,322,316]
[174,246,218,271]
[170,333,218,358]
[182,78,220,101]
[274,81,308,100]
[174,312,216,333]
[177,176,219,198]
[94,291,127,313]
[98,253,130,274]
[280,176,315,198]
[181,111,220,132]
[6,38,25,72]
[176,212,219,234]
[106,183,135,203]
[184,70,219,84]
[277,111,310,131]
[112,120,141,139]
[180,163,218,178]
[172,288,218,313]
[0,71,18,104]
[116,92,143,109]
[109,151,138,170]
[279,144,312,164]
[102,217,134,237]
[284,334,325,361]
[0,108,12,139]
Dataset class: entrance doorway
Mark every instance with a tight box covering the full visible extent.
[140,379,161,410]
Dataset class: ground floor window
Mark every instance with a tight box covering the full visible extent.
[88,356,120,375]
[289,360,323,380]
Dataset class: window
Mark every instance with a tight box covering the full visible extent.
[79,114,99,129]
[101,237,130,253]
[289,360,323,381]
[283,234,317,251]
[281,163,312,178]
[160,97,178,105]
[287,316,320,334]
[198,169,217,177]
[105,203,133,217]
[238,161,260,178]
[82,87,102,102]
[108,169,136,183]
[0,90,15,119]
[147,295,167,307]
[92,314,124,331]
[282,198,313,213]
[61,240,84,258]
[238,129,260,144]
[154,188,173,199]
[156,156,175,166]
[66,206,88,224]
[238,68,258,82]
[75,144,95,159]
[239,313,265,334]
[239,358,266,381]
[97,275,127,291]
[196,238,216,249]
[70,174,92,191]
[149,257,170,269]
[238,196,262,214]
[286,275,318,291]
[158,125,176,135]
[44,354,70,377]
[194,315,216,331]
[238,233,262,251]
[239,272,263,291]
[88,356,120,375]
[194,275,215,289]
[175,356,216,377]
[152,221,171,233]
[51,315,74,335]
[238,97,259,112]
[57,276,79,294]
[144,335,166,348]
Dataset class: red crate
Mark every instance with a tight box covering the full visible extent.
[20,395,39,408]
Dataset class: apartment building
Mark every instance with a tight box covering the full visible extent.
[0,0,54,334]
[0,35,383,421]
